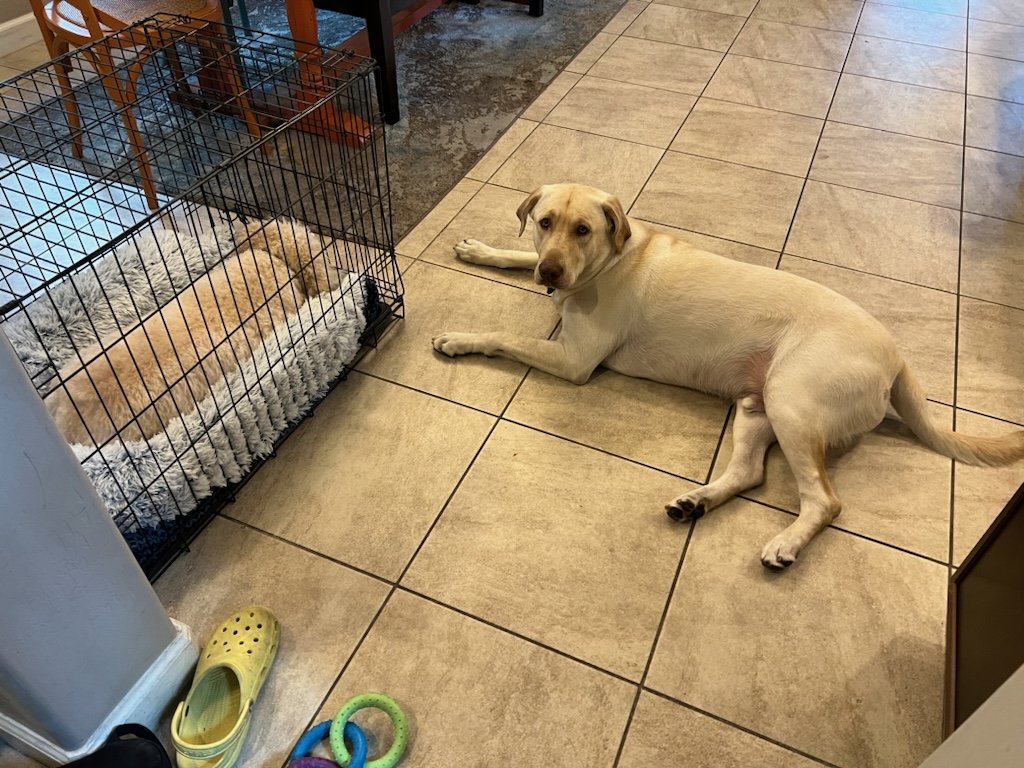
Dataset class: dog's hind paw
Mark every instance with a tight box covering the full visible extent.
[760,534,800,571]
[665,497,706,522]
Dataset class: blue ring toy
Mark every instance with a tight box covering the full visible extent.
[290,720,368,768]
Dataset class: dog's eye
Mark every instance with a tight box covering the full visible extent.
[539,217,551,229]
[576,224,590,236]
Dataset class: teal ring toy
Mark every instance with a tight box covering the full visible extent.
[291,720,368,768]
[290,721,331,760]
[330,694,408,768]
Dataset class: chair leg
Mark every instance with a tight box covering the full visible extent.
[198,30,263,142]
[51,40,84,160]
[88,46,160,210]
[529,0,543,17]
[365,0,399,124]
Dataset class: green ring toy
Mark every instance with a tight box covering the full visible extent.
[330,694,408,768]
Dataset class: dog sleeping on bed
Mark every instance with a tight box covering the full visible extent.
[46,220,344,446]
[431,183,1024,570]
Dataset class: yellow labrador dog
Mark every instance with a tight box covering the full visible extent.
[432,183,1024,569]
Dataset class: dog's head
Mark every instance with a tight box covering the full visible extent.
[242,219,344,297]
[516,183,631,291]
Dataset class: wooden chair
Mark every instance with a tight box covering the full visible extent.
[27,0,228,209]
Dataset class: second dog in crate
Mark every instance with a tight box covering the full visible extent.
[46,220,345,446]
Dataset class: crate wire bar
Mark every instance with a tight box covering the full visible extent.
[0,15,403,578]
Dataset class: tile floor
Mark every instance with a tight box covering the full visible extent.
[4,0,1024,766]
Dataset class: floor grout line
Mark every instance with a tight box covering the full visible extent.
[397,585,641,685]
[949,1,971,574]
[775,0,867,266]
[612,518,697,767]
[642,688,842,767]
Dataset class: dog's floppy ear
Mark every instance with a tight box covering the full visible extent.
[516,187,544,236]
[602,196,631,253]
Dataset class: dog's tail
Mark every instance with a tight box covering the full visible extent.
[890,363,1024,466]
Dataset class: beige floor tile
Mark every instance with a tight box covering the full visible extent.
[964,146,1024,223]
[624,4,746,51]
[396,178,482,258]
[566,31,618,74]
[318,590,637,765]
[711,398,954,560]
[731,19,852,70]
[830,74,965,143]
[417,183,545,292]
[0,65,19,83]
[967,95,1024,156]
[647,500,947,768]
[155,517,390,768]
[636,218,781,267]
[358,261,559,413]
[520,70,581,122]
[658,0,757,15]
[780,255,957,403]
[545,76,696,148]
[957,297,1024,424]
[960,213,1024,310]
[810,121,963,208]
[968,53,1024,104]
[968,18,1024,61]
[395,254,415,273]
[632,152,805,250]
[858,3,967,49]
[970,0,1024,26]
[603,0,650,35]
[704,55,839,118]
[751,0,864,32]
[589,36,724,96]
[228,374,493,579]
[0,42,52,72]
[846,35,966,92]
[506,366,729,480]
[619,693,822,768]
[883,0,966,12]
[786,180,960,291]
[952,410,1024,565]
[490,123,664,206]
[466,119,539,182]
[672,98,823,176]
[403,422,691,679]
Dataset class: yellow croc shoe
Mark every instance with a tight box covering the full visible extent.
[171,606,280,768]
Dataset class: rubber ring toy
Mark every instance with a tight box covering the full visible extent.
[291,721,332,760]
[291,720,368,768]
[330,694,408,768]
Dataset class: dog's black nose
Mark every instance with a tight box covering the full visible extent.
[538,258,563,285]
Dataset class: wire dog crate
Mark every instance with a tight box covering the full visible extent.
[0,16,404,578]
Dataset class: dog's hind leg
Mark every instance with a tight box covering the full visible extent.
[454,239,538,270]
[666,395,775,522]
[757,358,888,569]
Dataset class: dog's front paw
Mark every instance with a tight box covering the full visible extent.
[432,332,478,357]
[760,532,801,571]
[454,239,493,265]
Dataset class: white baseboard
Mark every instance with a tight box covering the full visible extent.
[0,13,39,60]
[0,619,197,767]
